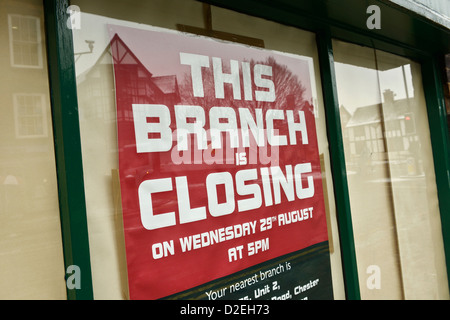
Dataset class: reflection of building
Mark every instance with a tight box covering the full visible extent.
[0,0,55,212]
[77,34,180,123]
[76,33,183,193]
[76,33,181,169]
[0,0,66,299]
[343,90,421,175]
[1,0,450,301]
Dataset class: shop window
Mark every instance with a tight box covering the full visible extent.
[71,0,344,300]
[334,40,449,299]
[13,93,48,138]
[8,14,43,68]
[0,1,65,299]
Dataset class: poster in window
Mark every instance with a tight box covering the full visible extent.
[109,24,333,300]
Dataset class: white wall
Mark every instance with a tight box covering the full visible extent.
[388,0,450,29]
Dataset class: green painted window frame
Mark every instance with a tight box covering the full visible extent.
[43,0,93,300]
[42,0,450,300]
[315,31,360,300]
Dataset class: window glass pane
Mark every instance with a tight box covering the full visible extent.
[334,39,449,299]
[8,13,42,68]
[0,0,66,299]
[71,0,344,299]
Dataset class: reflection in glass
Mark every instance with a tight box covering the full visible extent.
[0,0,65,299]
[8,14,43,68]
[72,0,345,299]
[334,40,449,300]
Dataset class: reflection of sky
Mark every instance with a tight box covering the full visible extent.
[72,13,112,76]
[72,12,315,104]
[335,62,415,114]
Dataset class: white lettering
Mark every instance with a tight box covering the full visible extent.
[133,104,172,153]
[139,178,175,230]
[254,64,275,102]
[287,110,308,145]
[212,57,241,100]
[271,165,295,204]
[137,164,316,230]
[266,109,287,146]
[176,176,207,224]
[174,105,207,151]
[238,108,264,147]
[179,52,209,97]
[294,163,314,199]
[209,106,239,149]
[236,169,262,212]
[206,172,235,217]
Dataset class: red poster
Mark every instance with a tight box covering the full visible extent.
[109,25,330,300]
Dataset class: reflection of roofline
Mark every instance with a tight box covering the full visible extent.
[77,34,180,98]
[345,97,412,127]
[76,33,183,105]
[346,119,380,127]
[152,75,179,95]
[76,36,114,85]
[110,33,153,78]
[77,33,154,85]
[340,104,352,117]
